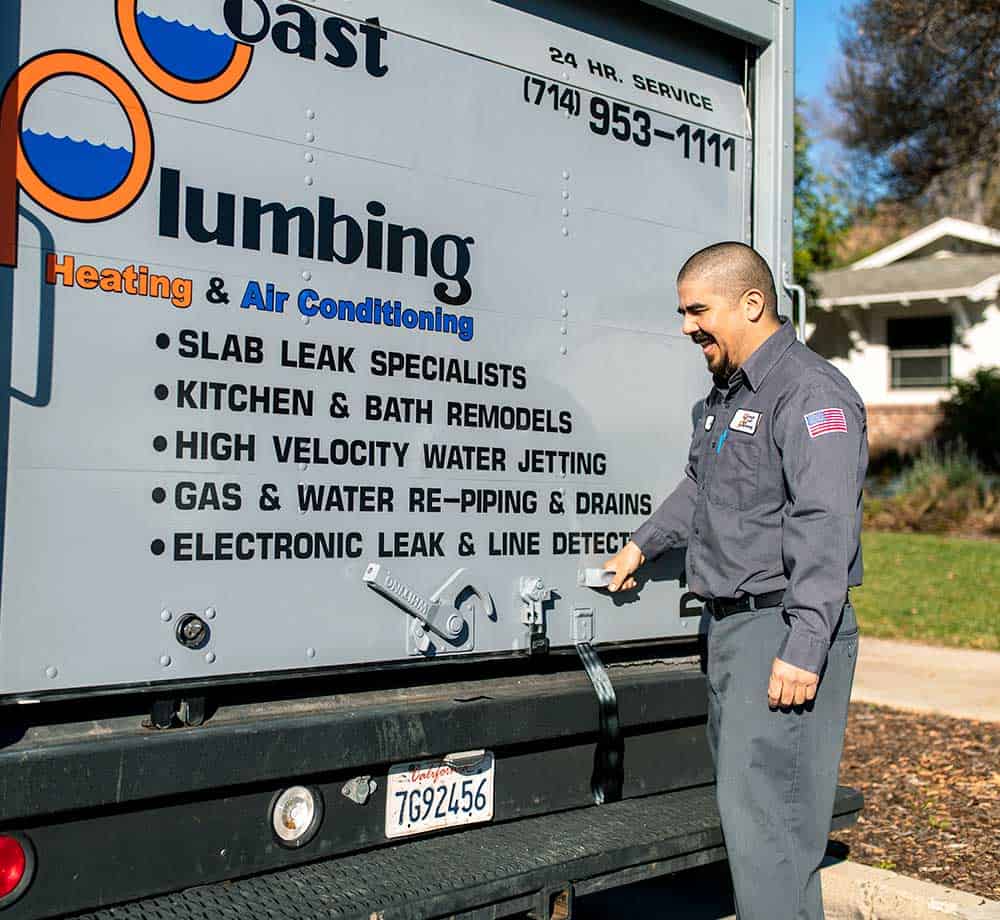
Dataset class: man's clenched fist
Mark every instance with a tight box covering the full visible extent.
[768,657,819,708]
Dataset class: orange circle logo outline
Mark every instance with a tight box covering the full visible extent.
[5,50,154,225]
[116,0,253,103]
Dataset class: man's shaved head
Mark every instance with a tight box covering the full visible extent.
[677,241,778,315]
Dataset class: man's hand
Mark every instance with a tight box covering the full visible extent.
[603,541,646,593]
[768,657,819,708]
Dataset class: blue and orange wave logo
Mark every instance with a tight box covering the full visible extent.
[1,0,254,267]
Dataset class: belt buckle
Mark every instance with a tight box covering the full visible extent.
[746,595,757,612]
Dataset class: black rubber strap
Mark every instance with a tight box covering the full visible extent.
[575,642,623,805]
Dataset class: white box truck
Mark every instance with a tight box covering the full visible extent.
[0,1,858,916]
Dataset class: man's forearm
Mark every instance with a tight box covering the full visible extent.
[630,474,696,561]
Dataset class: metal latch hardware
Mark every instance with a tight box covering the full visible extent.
[363,564,490,656]
[519,576,552,654]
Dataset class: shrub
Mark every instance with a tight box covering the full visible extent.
[937,367,1000,472]
[864,444,1000,535]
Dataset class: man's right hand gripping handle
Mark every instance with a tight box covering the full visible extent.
[603,541,646,593]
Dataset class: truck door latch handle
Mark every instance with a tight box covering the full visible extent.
[578,568,614,588]
[363,563,490,649]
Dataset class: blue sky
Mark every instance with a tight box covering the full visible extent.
[795,0,849,104]
[795,0,853,173]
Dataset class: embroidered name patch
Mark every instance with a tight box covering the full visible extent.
[729,409,761,435]
[704,414,716,431]
[804,408,848,438]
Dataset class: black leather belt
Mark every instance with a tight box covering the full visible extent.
[706,589,785,619]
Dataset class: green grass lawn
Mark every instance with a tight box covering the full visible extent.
[853,532,1000,650]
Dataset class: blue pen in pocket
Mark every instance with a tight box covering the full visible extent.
[716,430,729,454]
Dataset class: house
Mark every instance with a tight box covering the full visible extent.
[810,219,1000,456]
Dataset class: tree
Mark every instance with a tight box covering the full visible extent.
[832,0,1000,224]
[793,106,851,296]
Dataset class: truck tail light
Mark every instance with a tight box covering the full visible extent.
[0,834,33,903]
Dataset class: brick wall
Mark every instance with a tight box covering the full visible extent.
[866,404,942,457]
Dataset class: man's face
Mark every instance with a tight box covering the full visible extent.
[677,277,747,379]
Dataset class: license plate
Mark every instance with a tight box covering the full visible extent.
[385,751,495,839]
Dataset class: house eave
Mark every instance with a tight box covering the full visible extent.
[849,218,1000,270]
[815,274,1000,310]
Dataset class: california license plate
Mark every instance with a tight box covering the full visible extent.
[385,751,495,839]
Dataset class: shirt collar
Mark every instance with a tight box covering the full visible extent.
[733,317,796,392]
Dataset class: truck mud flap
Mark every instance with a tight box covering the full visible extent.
[69,785,863,920]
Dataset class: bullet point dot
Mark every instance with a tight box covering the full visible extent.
[154,384,169,401]
[156,333,170,350]
[153,436,168,452]
[152,487,166,504]
[151,539,165,556]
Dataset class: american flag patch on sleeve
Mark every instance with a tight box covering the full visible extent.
[804,408,848,438]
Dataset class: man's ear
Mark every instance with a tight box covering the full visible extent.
[741,288,767,322]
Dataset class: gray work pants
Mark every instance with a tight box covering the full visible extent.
[706,603,858,920]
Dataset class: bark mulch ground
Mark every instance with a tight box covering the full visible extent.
[831,702,1000,901]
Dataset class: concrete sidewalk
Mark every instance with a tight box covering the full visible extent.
[576,853,1000,919]
[851,637,1000,723]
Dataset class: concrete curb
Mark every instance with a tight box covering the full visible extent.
[822,860,1000,920]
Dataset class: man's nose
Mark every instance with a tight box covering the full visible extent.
[681,313,699,337]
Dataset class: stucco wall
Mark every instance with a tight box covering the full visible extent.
[809,298,999,407]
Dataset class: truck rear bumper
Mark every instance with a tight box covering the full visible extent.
[70,784,863,920]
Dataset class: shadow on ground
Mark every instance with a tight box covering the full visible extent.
[576,860,737,919]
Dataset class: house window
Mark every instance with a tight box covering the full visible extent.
[887,316,952,389]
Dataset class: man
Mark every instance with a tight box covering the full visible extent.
[604,242,866,920]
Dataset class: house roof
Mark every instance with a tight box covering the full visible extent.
[849,218,1000,269]
[813,253,1000,307]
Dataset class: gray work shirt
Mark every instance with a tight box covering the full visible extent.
[632,318,867,674]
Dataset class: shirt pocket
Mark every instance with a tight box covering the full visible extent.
[707,434,761,510]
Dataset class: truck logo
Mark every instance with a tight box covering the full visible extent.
[115,0,255,103]
[0,50,153,268]
[0,0,255,268]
